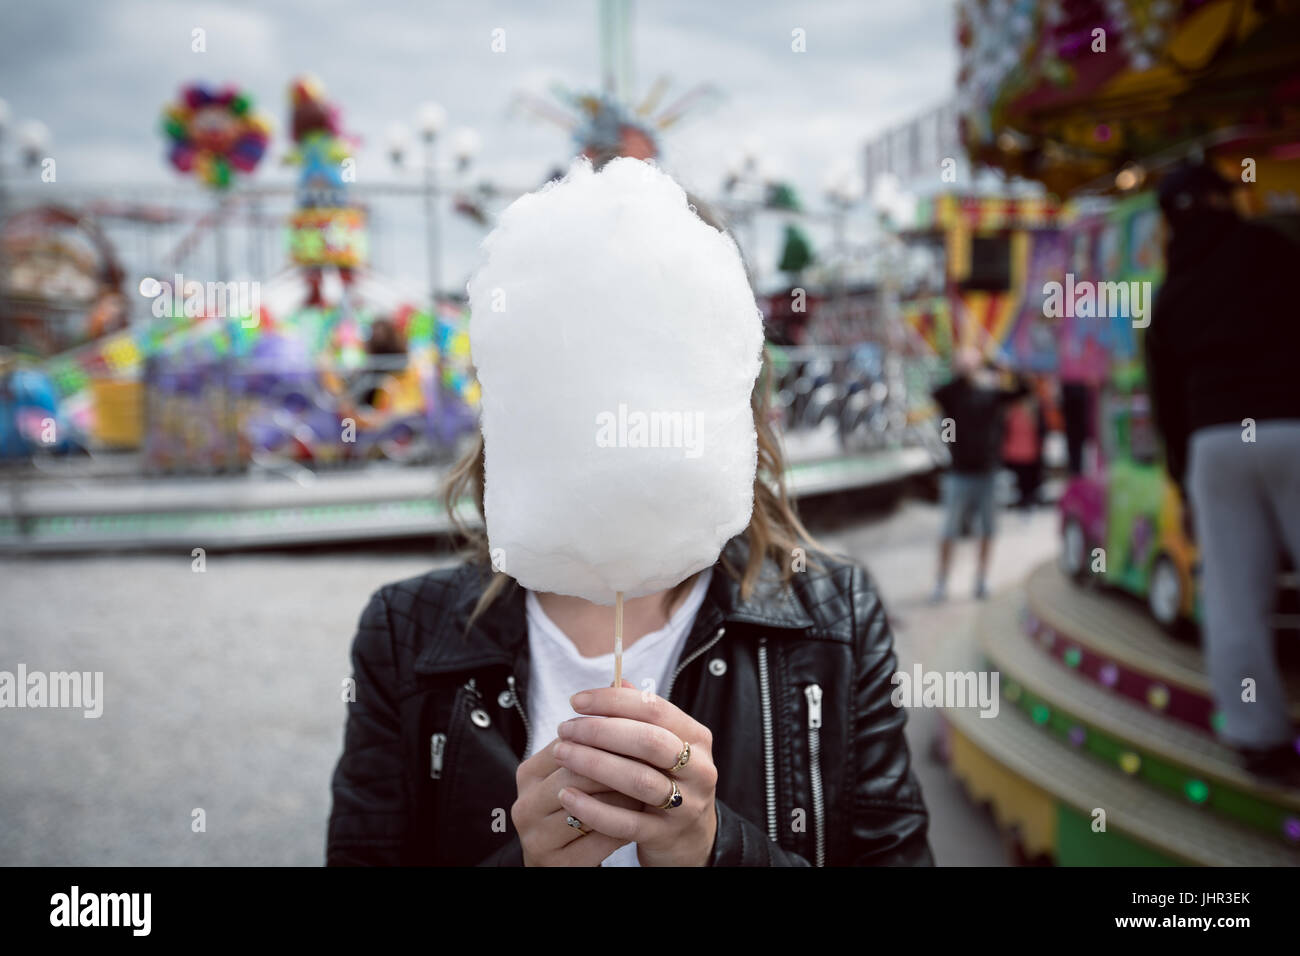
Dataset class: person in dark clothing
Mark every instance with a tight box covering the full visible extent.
[1145,160,1300,785]
[327,200,935,866]
[1060,381,1092,476]
[930,347,1030,601]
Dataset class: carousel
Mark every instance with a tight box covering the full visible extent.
[0,77,482,551]
[937,0,1300,864]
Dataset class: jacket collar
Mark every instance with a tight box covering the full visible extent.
[414,535,814,675]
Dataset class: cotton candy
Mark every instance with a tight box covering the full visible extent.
[467,157,763,605]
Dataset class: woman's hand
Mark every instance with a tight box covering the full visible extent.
[553,685,719,867]
[512,738,644,866]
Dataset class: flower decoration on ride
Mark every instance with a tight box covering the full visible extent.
[161,83,271,189]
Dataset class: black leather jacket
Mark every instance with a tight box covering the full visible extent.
[326,537,934,866]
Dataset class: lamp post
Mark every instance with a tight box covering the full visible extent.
[722,140,765,286]
[389,104,479,309]
[824,165,863,336]
[824,166,864,259]
[415,102,445,306]
[449,128,481,175]
[16,119,50,170]
[388,106,481,449]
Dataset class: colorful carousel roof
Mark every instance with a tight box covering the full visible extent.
[957,0,1300,195]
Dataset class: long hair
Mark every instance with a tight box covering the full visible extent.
[443,194,823,628]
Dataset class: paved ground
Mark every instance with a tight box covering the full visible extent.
[0,490,1058,865]
[818,497,1061,865]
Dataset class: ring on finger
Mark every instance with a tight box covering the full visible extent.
[665,740,691,775]
[657,777,684,811]
[565,815,589,835]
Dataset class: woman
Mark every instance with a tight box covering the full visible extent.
[1001,388,1044,511]
[326,204,934,867]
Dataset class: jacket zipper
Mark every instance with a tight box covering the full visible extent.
[804,683,825,867]
[465,677,482,703]
[429,733,447,779]
[757,636,778,842]
[507,674,532,759]
[431,678,483,781]
[662,626,725,703]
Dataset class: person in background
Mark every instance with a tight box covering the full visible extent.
[1145,160,1300,785]
[1060,380,1092,476]
[355,317,408,409]
[930,347,1030,601]
[1001,385,1045,512]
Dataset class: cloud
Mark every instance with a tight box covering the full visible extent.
[0,0,956,292]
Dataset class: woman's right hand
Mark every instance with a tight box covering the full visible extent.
[513,737,644,866]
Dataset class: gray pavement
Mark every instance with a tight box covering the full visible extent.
[0,494,1059,865]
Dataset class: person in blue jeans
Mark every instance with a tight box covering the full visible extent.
[930,347,1029,602]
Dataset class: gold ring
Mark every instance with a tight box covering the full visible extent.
[666,741,691,775]
[657,778,683,811]
[565,815,587,835]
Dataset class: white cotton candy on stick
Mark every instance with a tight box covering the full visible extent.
[467,156,763,608]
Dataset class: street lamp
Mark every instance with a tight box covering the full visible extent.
[824,165,864,206]
[416,102,445,305]
[388,103,481,311]
[721,139,767,285]
[386,122,411,167]
[824,165,864,250]
[450,128,481,173]
[740,136,761,177]
[824,164,865,334]
[389,108,443,303]
[416,102,446,143]
[17,119,50,169]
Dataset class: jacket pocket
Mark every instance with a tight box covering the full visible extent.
[430,682,473,826]
[427,677,522,863]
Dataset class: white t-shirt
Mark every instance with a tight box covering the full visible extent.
[523,569,712,867]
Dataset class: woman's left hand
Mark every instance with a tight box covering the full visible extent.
[553,683,718,867]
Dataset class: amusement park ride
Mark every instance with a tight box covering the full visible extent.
[0,0,938,554]
[935,0,1300,865]
[2,0,1298,868]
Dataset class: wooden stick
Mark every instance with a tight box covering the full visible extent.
[613,591,624,688]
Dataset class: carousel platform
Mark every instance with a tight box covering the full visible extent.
[0,445,935,553]
[940,561,1300,866]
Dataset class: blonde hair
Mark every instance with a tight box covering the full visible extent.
[443,195,824,629]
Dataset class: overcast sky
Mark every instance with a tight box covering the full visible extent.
[0,0,958,296]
